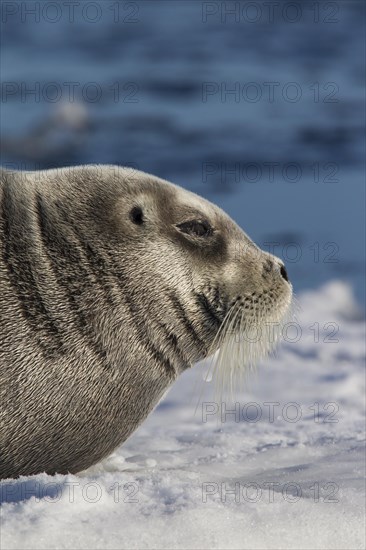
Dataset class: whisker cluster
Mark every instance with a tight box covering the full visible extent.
[197,292,295,406]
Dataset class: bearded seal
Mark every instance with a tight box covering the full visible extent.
[0,165,292,479]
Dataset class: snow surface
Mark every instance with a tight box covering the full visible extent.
[1,281,365,550]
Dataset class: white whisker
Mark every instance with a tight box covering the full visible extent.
[210,293,293,406]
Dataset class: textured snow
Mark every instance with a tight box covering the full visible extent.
[1,281,365,550]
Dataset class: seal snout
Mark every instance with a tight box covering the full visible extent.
[262,257,289,283]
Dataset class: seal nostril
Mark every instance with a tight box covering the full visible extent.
[280,265,289,282]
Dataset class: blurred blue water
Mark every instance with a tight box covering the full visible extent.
[1,0,364,304]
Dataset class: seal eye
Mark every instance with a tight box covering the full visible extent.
[176,220,213,237]
[130,206,144,225]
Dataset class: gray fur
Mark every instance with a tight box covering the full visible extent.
[0,165,291,479]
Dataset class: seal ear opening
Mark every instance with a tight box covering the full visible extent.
[129,206,144,225]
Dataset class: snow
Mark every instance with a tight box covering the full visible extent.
[1,280,365,550]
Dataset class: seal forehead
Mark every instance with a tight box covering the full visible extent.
[168,184,236,231]
[174,186,213,213]
[121,171,232,231]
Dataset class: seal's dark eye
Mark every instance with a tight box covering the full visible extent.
[130,206,144,225]
[176,220,213,237]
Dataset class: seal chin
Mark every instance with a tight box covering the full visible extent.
[202,270,293,398]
